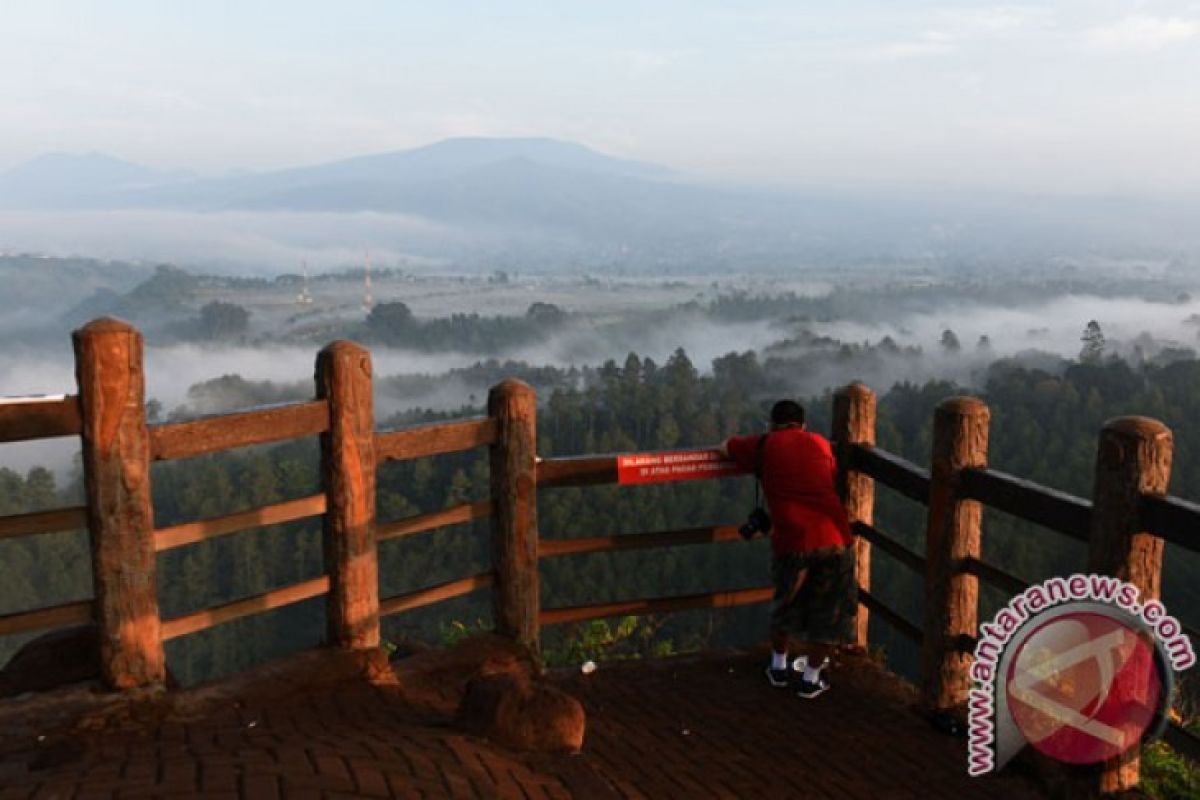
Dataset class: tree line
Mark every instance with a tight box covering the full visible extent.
[0,349,1197,692]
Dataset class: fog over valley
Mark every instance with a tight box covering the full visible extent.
[3,250,1197,478]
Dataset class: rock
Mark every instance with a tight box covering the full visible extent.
[395,633,586,750]
[0,626,100,697]
[457,658,585,753]
[0,625,180,697]
[395,633,538,706]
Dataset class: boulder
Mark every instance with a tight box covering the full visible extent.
[0,625,101,696]
[457,655,585,753]
[0,625,184,696]
[396,633,538,705]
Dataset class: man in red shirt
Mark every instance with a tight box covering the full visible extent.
[722,400,855,698]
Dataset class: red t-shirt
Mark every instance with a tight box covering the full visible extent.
[726,428,852,555]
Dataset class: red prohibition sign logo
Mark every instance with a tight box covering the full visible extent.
[1005,611,1163,764]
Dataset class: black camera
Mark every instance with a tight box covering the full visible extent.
[739,507,772,540]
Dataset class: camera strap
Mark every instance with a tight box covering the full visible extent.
[753,433,770,506]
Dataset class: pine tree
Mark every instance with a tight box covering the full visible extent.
[1080,320,1106,363]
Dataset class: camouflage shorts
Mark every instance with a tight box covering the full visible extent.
[770,546,857,644]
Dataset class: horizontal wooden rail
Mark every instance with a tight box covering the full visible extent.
[540,524,742,558]
[0,395,81,443]
[0,506,88,541]
[1140,494,1200,553]
[852,521,925,574]
[151,400,328,462]
[155,494,327,552]
[857,588,922,643]
[1164,722,1200,765]
[536,455,618,488]
[160,575,329,641]
[377,500,493,543]
[850,444,930,504]
[540,585,773,626]
[960,467,1091,543]
[375,417,498,463]
[963,557,1030,597]
[0,599,92,637]
[150,400,330,461]
[379,572,494,617]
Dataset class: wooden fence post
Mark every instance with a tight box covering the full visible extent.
[73,318,165,689]
[488,379,539,651]
[317,341,379,649]
[833,382,876,649]
[921,396,988,712]
[1087,416,1172,794]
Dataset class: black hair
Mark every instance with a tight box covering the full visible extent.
[770,400,805,427]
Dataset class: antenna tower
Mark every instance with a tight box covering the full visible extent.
[363,250,374,313]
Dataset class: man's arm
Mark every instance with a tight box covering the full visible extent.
[723,434,763,471]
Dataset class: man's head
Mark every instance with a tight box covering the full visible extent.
[769,400,806,431]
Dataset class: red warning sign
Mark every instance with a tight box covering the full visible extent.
[616,449,747,485]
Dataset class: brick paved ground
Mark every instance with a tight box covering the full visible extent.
[0,648,1044,799]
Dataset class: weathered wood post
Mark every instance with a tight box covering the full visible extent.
[1086,416,1173,794]
[833,382,876,649]
[488,379,539,651]
[73,318,166,689]
[921,396,988,712]
[316,341,379,649]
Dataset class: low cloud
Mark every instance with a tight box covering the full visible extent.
[0,209,454,274]
[1083,15,1199,52]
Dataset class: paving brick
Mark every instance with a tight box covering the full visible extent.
[240,773,280,800]
[0,651,1053,800]
[199,763,239,794]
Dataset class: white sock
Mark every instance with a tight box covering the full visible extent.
[803,663,823,682]
[771,651,788,670]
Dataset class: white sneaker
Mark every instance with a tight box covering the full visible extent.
[791,655,808,673]
[796,657,832,699]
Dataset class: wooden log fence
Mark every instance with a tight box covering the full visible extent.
[488,379,539,651]
[539,524,742,558]
[958,467,1092,542]
[833,383,876,648]
[540,586,774,627]
[317,341,379,650]
[375,417,498,463]
[74,318,166,689]
[0,600,93,638]
[3,318,1200,792]
[0,506,88,541]
[377,499,493,543]
[161,576,331,641]
[921,397,988,714]
[154,494,327,552]
[1087,417,1173,793]
[379,572,495,618]
[149,400,330,461]
[0,395,81,443]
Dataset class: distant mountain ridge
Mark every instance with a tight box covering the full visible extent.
[1,138,1193,269]
[0,138,673,213]
[0,152,193,208]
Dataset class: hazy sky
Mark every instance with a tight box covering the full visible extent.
[2,1,1199,194]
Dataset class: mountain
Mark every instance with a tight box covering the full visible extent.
[0,138,673,212]
[1,139,1193,270]
[0,152,192,208]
